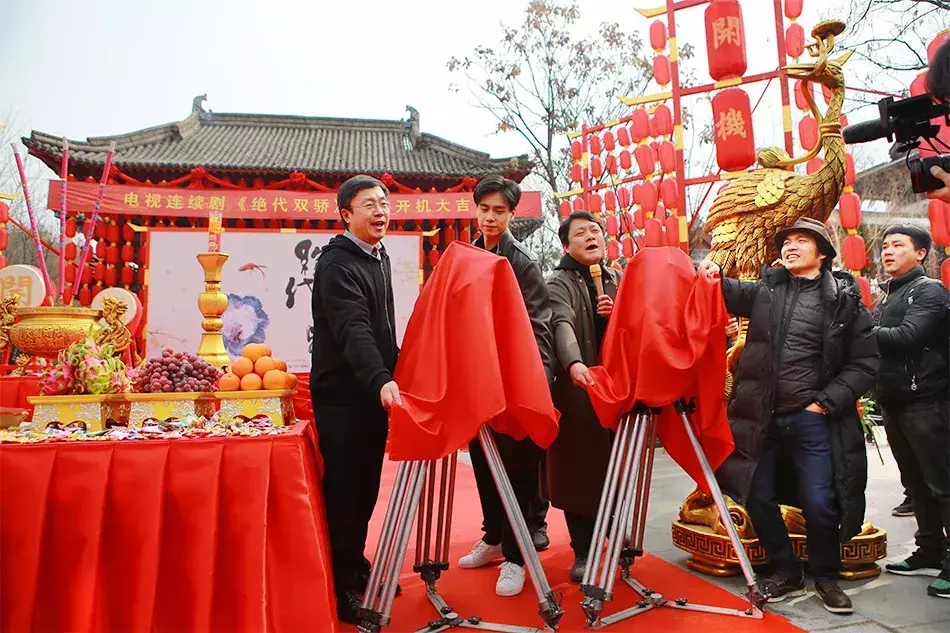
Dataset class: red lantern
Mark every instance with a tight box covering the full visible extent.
[839,114,849,129]
[81,265,93,285]
[665,215,682,247]
[857,275,872,307]
[928,31,948,64]
[95,240,107,259]
[571,141,583,160]
[65,218,77,237]
[631,109,650,141]
[635,145,657,178]
[634,207,646,230]
[712,88,756,172]
[910,72,928,97]
[606,154,619,176]
[589,193,603,214]
[842,235,866,270]
[78,286,92,307]
[121,265,134,286]
[65,263,77,284]
[105,265,118,287]
[606,240,620,261]
[106,244,119,264]
[617,127,631,147]
[622,236,634,259]
[428,250,439,267]
[138,266,147,285]
[845,153,856,187]
[799,116,819,150]
[0,201,8,223]
[121,243,134,262]
[572,197,585,211]
[658,142,676,173]
[942,259,950,290]
[653,55,671,86]
[606,214,619,237]
[605,191,617,211]
[591,157,604,178]
[705,0,747,81]
[650,20,668,51]
[559,200,572,216]
[786,23,805,58]
[785,0,803,19]
[839,192,862,229]
[806,157,823,174]
[794,80,814,111]
[0,228,7,251]
[661,178,680,210]
[618,188,631,208]
[590,134,602,155]
[604,131,616,151]
[122,223,135,242]
[648,116,659,140]
[637,181,659,214]
[95,220,107,240]
[570,163,582,183]
[644,218,665,247]
[94,262,106,282]
[653,105,673,137]
[927,199,950,247]
[107,222,120,243]
[822,84,833,106]
[619,150,632,171]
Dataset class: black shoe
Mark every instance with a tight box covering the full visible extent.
[891,498,914,517]
[358,570,401,596]
[569,557,587,584]
[532,526,550,552]
[761,570,806,602]
[815,580,853,614]
[885,550,942,577]
[927,569,950,599]
[336,590,363,625]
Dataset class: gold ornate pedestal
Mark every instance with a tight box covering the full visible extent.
[672,491,886,581]
[196,252,230,370]
[9,306,101,358]
[215,390,295,426]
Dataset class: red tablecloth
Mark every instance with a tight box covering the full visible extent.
[0,421,338,633]
[0,375,41,413]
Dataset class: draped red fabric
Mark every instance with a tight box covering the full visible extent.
[0,422,338,633]
[584,247,735,490]
[388,242,559,461]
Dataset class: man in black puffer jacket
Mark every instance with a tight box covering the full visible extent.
[701,218,879,615]
[873,225,950,599]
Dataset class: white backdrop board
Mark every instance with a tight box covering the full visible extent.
[147,230,421,372]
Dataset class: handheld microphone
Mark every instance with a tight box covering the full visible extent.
[590,264,605,296]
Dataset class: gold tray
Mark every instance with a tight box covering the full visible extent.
[122,392,217,426]
[214,390,295,426]
[27,394,127,431]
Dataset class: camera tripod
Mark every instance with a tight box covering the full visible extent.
[358,425,564,633]
[579,400,767,629]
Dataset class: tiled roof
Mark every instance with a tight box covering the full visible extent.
[24,100,532,183]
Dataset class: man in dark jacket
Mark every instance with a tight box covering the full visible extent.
[873,225,950,598]
[546,211,620,583]
[310,175,402,624]
[458,175,556,598]
[701,217,879,615]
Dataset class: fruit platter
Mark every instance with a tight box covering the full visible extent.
[25,339,298,431]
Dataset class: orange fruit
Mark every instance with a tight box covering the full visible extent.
[231,356,254,378]
[263,369,289,390]
[217,372,241,392]
[254,355,279,376]
[287,373,298,389]
[242,343,268,363]
[274,358,288,372]
[260,344,272,357]
[240,373,263,391]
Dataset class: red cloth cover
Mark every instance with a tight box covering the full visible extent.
[584,247,735,490]
[0,375,41,415]
[0,422,338,633]
[388,242,559,461]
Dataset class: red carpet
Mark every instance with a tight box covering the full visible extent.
[340,457,804,633]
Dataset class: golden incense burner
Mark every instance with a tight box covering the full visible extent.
[9,306,101,358]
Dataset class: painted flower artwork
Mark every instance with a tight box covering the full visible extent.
[222,294,270,357]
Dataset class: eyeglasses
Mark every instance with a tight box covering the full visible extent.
[357,201,391,212]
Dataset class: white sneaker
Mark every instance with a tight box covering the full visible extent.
[458,539,502,569]
[495,561,526,597]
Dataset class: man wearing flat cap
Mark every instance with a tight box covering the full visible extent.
[700,218,879,615]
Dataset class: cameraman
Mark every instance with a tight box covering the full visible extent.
[927,38,949,202]
[873,225,950,599]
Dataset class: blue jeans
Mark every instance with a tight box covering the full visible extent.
[747,409,840,580]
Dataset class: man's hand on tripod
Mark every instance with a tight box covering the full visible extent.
[569,362,595,387]
[927,165,950,203]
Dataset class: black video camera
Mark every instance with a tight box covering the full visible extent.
[842,94,950,194]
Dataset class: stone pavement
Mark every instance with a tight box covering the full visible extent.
[643,442,950,632]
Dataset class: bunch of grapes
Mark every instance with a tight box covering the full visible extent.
[133,349,222,393]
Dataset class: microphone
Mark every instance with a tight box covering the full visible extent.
[842,119,891,144]
[590,264,605,296]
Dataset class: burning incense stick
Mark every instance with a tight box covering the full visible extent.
[11,144,55,304]
[74,141,116,291]
[58,138,69,304]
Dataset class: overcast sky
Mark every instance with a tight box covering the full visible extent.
[0,0,924,201]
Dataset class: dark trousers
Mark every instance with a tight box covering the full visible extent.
[315,402,389,596]
[883,399,950,562]
[468,430,543,566]
[565,511,596,559]
[528,451,550,532]
[747,410,841,580]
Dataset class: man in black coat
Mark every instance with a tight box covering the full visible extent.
[457,175,556,598]
[873,225,950,598]
[310,175,402,624]
[701,217,879,615]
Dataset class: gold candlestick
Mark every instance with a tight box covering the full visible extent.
[196,252,231,369]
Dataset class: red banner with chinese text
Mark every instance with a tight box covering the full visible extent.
[45,182,542,221]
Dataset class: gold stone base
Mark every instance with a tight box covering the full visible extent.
[672,520,886,581]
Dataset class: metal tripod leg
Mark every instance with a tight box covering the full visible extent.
[672,400,766,617]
